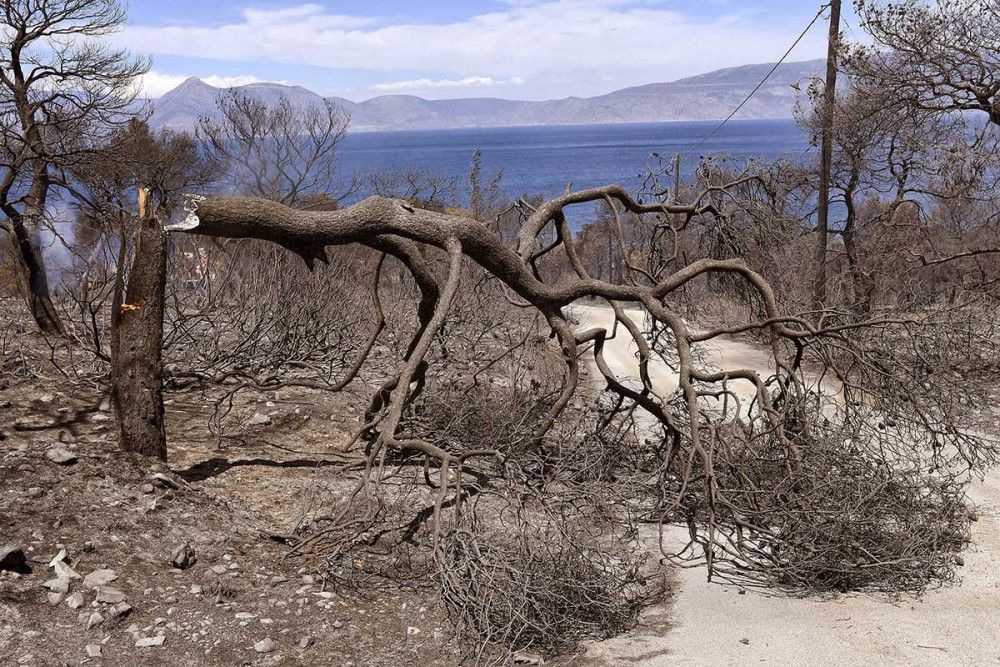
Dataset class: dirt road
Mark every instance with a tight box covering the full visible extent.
[571,303,1000,666]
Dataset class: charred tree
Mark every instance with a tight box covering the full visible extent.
[111,188,167,460]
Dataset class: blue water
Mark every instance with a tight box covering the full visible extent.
[338,119,809,201]
[42,119,810,277]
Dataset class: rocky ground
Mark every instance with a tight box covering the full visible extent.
[0,378,463,666]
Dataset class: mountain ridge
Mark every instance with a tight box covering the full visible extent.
[149,59,824,133]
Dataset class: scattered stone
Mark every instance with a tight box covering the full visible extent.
[65,591,84,609]
[210,564,227,575]
[47,592,63,606]
[406,626,420,636]
[26,487,43,499]
[0,545,29,574]
[14,417,54,430]
[332,620,343,629]
[86,611,104,629]
[90,413,109,423]
[513,651,544,665]
[190,584,203,595]
[44,446,78,465]
[84,569,118,589]
[955,555,965,567]
[52,559,81,581]
[235,612,255,620]
[98,395,111,412]
[110,602,133,619]
[170,543,197,570]
[58,431,76,444]
[43,577,70,594]
[85,644,102,658]
[249,412,272,426]
[254,638,276,653]
[740,638,751,646]
[140,483,155,494]
[94,585,125,604]
[297,635,313,649]
[135,636,165,648]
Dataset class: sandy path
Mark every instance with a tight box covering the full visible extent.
[570,303,1000,666]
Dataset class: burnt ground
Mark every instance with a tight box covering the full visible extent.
[0,373,465,667]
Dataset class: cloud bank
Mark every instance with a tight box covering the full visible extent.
[122,1,829,99]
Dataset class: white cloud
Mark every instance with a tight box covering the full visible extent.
[138,71,287,98]
[370,75,523,92]
[121,1,830,100]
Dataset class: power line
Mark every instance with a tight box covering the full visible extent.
[680,3,832,161]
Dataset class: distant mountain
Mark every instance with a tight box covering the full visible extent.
[149,60,824,133]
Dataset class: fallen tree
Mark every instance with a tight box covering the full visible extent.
[167,185,997,658]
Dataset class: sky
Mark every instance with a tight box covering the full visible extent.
[120,1,862,100]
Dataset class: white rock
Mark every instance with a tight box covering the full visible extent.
[85,644,102,658]
[52,560,80,580]
[249,412,272,426]
[65,591,84,609]
[43,577,70,593]
[135,636,165,648]
[86,611,104,629]
[44,447,77,465]
[83,569,118,589]
[254,638,276,653]
[94,586,125,604]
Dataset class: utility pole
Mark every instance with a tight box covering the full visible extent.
[813,0,841,312]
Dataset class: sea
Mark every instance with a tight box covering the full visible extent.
[41,119,809,274]
[337,118,809,201]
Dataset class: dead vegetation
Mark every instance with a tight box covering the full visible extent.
[2,1,1000,664]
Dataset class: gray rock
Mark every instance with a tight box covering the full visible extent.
[86,611,104,629]
[249,412,272,426]
[84,569,118,589]
[135,636,165,648]
[26,487,43,499]
[94,585,125,604]
[44,447,77,465]
[46,591,63,605]
[170,543,197,570]
[254,638,276,653]
[297,635,313,649]
[0,545,29,573]
[85,644,102,658]
[43,577,70,593]
[65,591,85,609]
[140,483,155,494]
[110,602,133,619]
[52,559,81,581]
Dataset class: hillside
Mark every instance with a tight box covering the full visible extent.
[149,60,824,133]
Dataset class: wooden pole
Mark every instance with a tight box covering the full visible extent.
[813,0,842,312]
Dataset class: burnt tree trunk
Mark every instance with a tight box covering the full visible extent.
[111,187,167,460]
[5,213,63,335]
